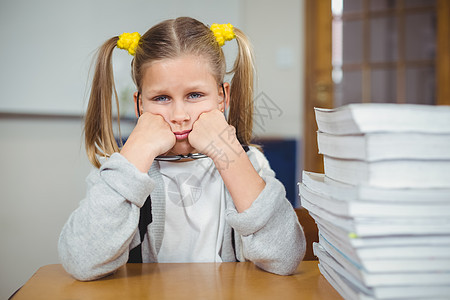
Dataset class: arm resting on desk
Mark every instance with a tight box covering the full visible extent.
[58,154,153,281]
[226,148,306,275]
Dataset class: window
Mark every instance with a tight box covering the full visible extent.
[332,0,436,106]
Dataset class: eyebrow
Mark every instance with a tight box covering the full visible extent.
[144,83,211,96]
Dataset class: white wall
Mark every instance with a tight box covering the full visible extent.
[0,1,304,298]
[0,117,92,298]
[242,0,304,138]
[0,0,241,116]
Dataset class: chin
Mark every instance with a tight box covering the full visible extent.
[168,140,196,156]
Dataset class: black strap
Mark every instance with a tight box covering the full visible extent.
[128,195,152,263]
[231,228,236,259]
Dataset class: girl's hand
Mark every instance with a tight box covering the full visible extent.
[120,113,176,173]
[189,109,265,212]
[188,110,243,167]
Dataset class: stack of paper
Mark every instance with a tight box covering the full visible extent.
[299,103,450,299]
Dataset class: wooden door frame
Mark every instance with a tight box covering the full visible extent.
[299,0,333,261]
[303,0,333,174]
[437,0,450,105]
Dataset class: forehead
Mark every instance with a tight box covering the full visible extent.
[142,55,217,87]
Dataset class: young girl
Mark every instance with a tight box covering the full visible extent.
[58,17,305,281]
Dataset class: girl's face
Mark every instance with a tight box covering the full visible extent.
[137,55,228,156]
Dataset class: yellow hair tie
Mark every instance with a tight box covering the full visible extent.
[117,32,141,56]
[210,23,235,47]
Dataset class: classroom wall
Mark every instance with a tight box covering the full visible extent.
[0,117,92,298]
[0,1,304,298]
[242,0,304,139]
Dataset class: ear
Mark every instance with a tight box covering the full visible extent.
[133,92,142,118]
[219,82,230,112]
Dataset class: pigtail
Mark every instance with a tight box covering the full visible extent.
[84,37,122,168]
[227,28,255,146]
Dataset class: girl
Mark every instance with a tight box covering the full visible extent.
[58,17,305,281]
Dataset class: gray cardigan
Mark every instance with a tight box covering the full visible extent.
[58,147,306,281]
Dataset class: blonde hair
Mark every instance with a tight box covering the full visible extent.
[84,17,256,168]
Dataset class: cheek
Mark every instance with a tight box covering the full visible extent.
[191,100,220,119]
[145,105,171,121]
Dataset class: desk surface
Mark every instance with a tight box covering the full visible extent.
[12,261,342,299]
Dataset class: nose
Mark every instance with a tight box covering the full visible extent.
[170,101,190,124]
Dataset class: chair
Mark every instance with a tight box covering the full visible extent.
[295,207,318,260]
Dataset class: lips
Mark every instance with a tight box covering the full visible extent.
[173,129,191,140]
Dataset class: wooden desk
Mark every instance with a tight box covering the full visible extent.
[12,261,342,299]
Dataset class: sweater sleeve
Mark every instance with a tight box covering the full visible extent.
[58,153,154,281]
[225,147,306,275]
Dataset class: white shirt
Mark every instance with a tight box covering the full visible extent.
[157,157,225,263]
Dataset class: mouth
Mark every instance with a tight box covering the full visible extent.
[173,129,192,140]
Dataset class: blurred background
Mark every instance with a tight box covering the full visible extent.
[1,0,448,298]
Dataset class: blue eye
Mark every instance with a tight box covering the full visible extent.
[153,95,170,102]
[188,92,203,100]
